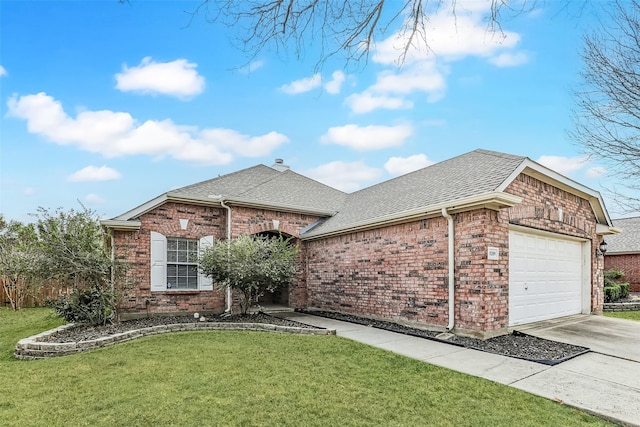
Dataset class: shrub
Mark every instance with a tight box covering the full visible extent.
[51,284,114,325]
[618,283,630,300]
[604,284,621,303]
[604,268,624,287]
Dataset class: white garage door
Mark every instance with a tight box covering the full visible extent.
[509,229,585,326]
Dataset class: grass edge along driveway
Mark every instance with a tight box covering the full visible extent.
[0,308,612,427]
[604,310,640,322]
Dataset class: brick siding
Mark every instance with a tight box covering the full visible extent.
[304,172,604,337]
[605,254,640,292]
[112,172,605,335]
[503,174,604,313]
[113,202,321,315]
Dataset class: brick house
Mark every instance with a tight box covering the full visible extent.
[101,149,618,337]
[604,216,640,292]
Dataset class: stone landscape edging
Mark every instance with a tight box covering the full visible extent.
[603,302,640,312]
[14,322,336,360]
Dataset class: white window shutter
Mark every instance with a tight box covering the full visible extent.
[199,235,214,290]
[150,231,167,292]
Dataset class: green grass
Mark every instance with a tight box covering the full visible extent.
[604,310,640,321]
[0,308,612,427]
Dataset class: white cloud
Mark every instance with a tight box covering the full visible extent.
[384,154,435,176]
[345,92,413,114]
[537,155,588,176]
[586,166,607,179]
[320,124,412,151]
[23,187,35,196]
[0,65,7,77]
[324,70,346,94]
[346,3,523,113]
[115,57,205,98]
[371,63,446,98]
[346,62,446,114]
[279,73,322,94]
[489,52,529,67]
[373,11,521,65]
[68,165,121,182]
[304,161,382,192]
[7,92,288,165]
[85,193,105,204]
[238,60,265,74]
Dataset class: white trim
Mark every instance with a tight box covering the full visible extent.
[508,224,588,242]
[302,192,522,240]
[112,192,336,222]
[496,160,613,227]
[100,219,141,230]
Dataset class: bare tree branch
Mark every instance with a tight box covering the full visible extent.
[571,1,640,212]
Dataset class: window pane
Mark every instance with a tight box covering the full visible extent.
[167,265,177,276]
[178,240,187,251]
[177,265,188,276]
[167,251,177,262]
[167,239,177,250]
[187,277,198,289]
[177,251,187,262]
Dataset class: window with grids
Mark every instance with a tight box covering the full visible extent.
[166,238,199,290]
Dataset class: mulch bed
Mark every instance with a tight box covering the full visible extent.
[302,310,590,365]
[38,313,321,344]
[39,310,589,365]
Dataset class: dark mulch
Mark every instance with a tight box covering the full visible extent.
[303,310,589,365]
[39,313,320,344]
[39,310,589,365]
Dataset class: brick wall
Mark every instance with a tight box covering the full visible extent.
[605,254,640,292]
[304,172,603,336]
[503,174,604,314]
[114,202,227,314]
[306,218,450,327]
[113,202,322,315]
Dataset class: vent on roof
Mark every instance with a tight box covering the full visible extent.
[271,158,290,172]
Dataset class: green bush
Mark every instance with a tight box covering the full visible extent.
[50,285,114,325]
[604,268,624,287]
[619,282,630,300]
[604,284,621,303]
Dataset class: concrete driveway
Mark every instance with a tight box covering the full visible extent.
[515,314,640,362]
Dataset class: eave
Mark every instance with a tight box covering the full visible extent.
[301,191,522,241]
[100,219,142,231]
[496,159,614,227]
[110,192,337,223]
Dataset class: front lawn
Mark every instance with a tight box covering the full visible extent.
[604,310,640,322]
[0,308,611,426]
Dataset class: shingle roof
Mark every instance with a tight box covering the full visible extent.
[606,217,640,254]
[302,149,526,237]
[170,165,347,213]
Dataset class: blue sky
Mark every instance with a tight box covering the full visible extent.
[0,1,626,223]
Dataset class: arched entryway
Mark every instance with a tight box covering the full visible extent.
[252,230,297,309]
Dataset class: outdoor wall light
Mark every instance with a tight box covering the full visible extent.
[597,240,608,256]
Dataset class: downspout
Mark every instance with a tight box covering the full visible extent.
[442,208,455,331]
[219,199,233,312]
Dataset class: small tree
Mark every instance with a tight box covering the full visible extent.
[35,206,116,325]
[199,234,299,314]
[0,216,42,310]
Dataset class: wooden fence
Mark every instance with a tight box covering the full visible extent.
[1,280,72,309]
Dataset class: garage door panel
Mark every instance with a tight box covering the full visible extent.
[509,230,584,326]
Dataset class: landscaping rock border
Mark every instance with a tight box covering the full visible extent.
[15,320,336,360]
[604,302,640,312]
